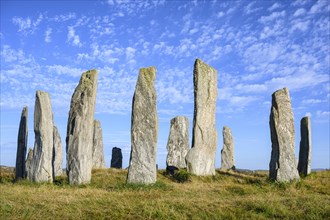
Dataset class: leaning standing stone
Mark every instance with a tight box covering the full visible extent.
[186,59,218,176]
[127,67,158,184]
[66,70,98,185]
[111,147,123,169]
[298,116,312,176]
[92,120,106,169]
[28,91,54,183]
[269,88,300,182]
[221,126,235,170]
[53,125,63,178]
[15,106,28,181]
[166,116,189,169]
[25,148,33,178]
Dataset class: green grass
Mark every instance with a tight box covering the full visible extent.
[0,167,329,219]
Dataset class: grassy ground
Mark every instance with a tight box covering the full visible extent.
[0,167,329,220]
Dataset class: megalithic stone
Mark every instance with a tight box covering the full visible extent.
[166,116,189,169]
[298,116,312,176]
[92,120,106,169]
[28,91,54,183]
[25,148,33,178]
[15,106,28,181]
[127,67,158,184]
[186,59,218,176]
[269,88,300,182]
[111,147,123,169]
[221,126,235,170]
[53,125,63,178]
[66,70,98,185]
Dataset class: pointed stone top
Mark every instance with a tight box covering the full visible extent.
[194,58,217,72]
[94,119,101,126]
[301,116,310,125]
[79,69,98,87]
[138,67,156,86]
[22,106,28,116]
[223,126,231,131]
[36,90,50,96]
[273,87,289,96]
[170,116,188,124]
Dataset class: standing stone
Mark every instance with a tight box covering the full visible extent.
[53,126,63,178]
[221,126,235,170]
[127,67,158,184]
[186,59,218,176]
[298,116,312,176]
[66,70,98,185]
[269,88,300,182]
[111,147,123,169]
[25,148,33,178]
[15,106,28,181]
[28,91,54,183]
[92,120,106,169]
[166,116,189,169]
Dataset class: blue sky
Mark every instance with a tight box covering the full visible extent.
[1,0,329,170]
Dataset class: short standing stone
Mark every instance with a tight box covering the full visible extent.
[92,120,106,169]
[25,148,33,178]
[269,88,300,182]
[15,106,28,181]
[28,91,54,183]
[53,125,63,178]
[66,70,98,185]
[221,126,235,170]
[127,67,158,184]
[298,116,312,176]
[166,116,189,169]
[111,147,123,169]
[186,59,218,176]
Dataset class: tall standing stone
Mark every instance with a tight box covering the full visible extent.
[53,125,63,178]
[92,120,106,169]
[298,116,312,176]
[186,59,218,176]
[127,67,158,184]
[15,106,28,181]
[166,116,189,169]
[269,88,300,182]
[221,126,235,170]
[111,147,123,169]
[66,70,98,185]
[28,91,54,183]
[25,148,33,178]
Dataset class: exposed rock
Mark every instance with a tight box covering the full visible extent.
[92,120,106,169]
[166,116,189,169]
[269,88,300,182]
[298,116,312,176]
[15,106,28,181]
[127,67,158,184]
[111,147,123,169]
[53,125,63,178]
[28,91,54,183]
[186,59,218,176]
[25,148,33,178]
[66,70,98,185]
[221,126,235,170]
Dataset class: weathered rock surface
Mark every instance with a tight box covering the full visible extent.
[298,116,312,176]
[166,116,189,169]
[186,59,218,176]
[15,106,28,181]
[221,126,235,170]
[269,88,300,182]
[28,91,54,183]
[66,70,98,185]
[53,125,63,177]
[127,67,158,184]
[92,120,106,169]
[111,147,123,169]
[25,148,33,178]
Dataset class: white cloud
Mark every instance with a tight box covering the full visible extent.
[44,28,52,43]
[268,2,281,11]
[46,65,84,77]
[217,11,225,18]
[244,1,262,15]
[12,14,43,35]
[290,20,310,32]
[310,0,329,14]
[258,10,286,24]
[67,26,82,47]
[293,8,306,17]
[305,112,312,117]
[302,99,324,104]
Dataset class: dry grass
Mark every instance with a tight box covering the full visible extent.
[1,167,329,219]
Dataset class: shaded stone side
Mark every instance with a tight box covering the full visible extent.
[92,120,106,169]
[28,91,54,183]
[221,126,235,170]
[111,147,123,169]
[166,116,189,169]
[269,87,300,182]
[298,116,312,176]
[53,125,63,178]
[127,67,158,184]
[25,148,33,178]
[66,70,98,185]
[15,106,28,181]
[186,59,218,176]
